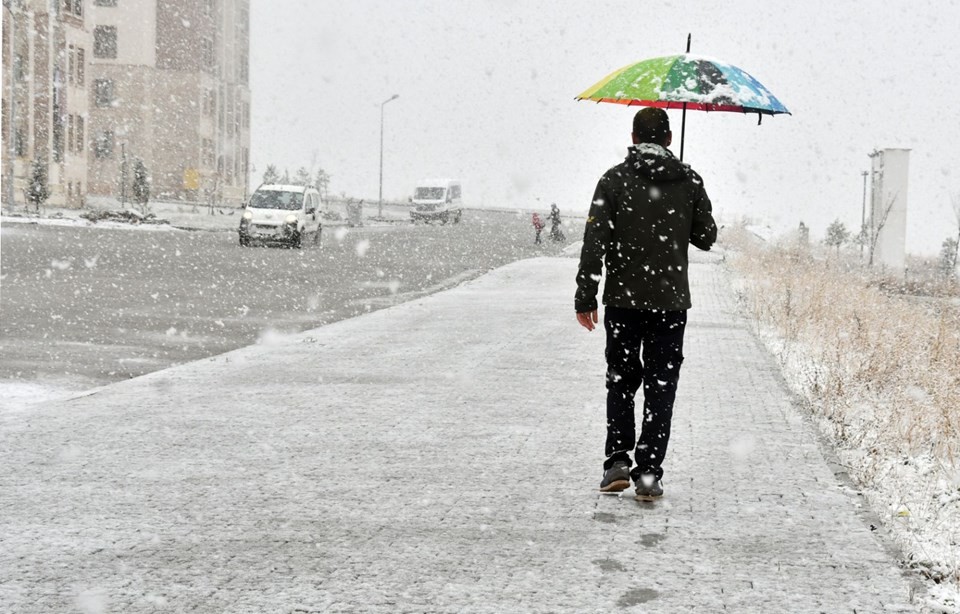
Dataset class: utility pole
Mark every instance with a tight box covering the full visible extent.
[378,93,399,220]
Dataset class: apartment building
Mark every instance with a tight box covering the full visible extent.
[2,0,92,207]
[86,0,250,205]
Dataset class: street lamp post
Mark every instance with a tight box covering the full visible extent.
[4,0,18,210]
[378,93,399,220]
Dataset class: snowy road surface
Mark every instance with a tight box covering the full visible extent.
[1,209,560,398]
[0,255,920,613]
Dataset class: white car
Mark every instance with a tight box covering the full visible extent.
[410,179,462,224]
[239,184,323,248]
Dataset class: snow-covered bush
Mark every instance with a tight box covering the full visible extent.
[132,158,151,215]
[25,158,50,213]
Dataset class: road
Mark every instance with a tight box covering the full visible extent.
[1,210,571,394]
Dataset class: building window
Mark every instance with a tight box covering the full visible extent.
[64,0,83,17]
[53,121,64,162]
[94,0,118,5]
[239,51,248,84]
[201,138,214,168]
[202,38,214,68]
[68,46,75,84]
[77,48,85,85]
[242,102,249,128]
[68,115,75,153]
[236,149,247,185]
[76,116,85,154]
[203,89,215,117]
[239,6,249,32]
[203,0,213,17]
[13,54,26,82]
[95,130,114,159]
[14,128,27,157]
[94,79,114,107]
[94,26,117,59]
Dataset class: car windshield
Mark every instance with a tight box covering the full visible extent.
[249,190,303,210]
[415,187,445,200]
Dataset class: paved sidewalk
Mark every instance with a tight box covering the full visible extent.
[0,254,919,613]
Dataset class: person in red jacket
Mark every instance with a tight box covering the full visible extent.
[532,212,545,244]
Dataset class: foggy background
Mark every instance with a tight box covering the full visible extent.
[250,0,960,255]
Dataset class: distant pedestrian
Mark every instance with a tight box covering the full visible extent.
[347,198,364,227]
[575,107,717,501]
[548,203,564,242]
[532,212,545,244]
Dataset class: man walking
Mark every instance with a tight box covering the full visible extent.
[575,107,717,500]
[548,203,565,242]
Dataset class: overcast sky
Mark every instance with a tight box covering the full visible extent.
[250,0,960,255]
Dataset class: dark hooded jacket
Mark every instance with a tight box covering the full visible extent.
[575,143,717,313]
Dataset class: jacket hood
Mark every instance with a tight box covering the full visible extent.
[626,143,688,182]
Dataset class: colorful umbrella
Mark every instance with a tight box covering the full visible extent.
[577,36,790,160]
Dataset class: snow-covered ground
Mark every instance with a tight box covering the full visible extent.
[1,199,402,233]
[1,199,585,236]
[0,380,100,413]
[749,329,960,613]
[0,254,927,612]
[2,211,947,610]
[727,246,960,613]
[3,204,568,395]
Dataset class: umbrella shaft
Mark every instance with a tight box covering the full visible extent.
[680,104,687,162]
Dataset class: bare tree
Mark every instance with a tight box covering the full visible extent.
[293,167,311,186]
[868,192,897,267]
[313,168,331,201]
[951,192,960,273]
[939,237,958,279]
[262,164,280,184]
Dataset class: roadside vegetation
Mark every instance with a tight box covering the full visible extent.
[723,224,960,602]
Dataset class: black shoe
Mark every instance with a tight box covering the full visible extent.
[634,474,663,501]
[599,461,631,492]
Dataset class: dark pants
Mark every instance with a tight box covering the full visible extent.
[603,306,686,482]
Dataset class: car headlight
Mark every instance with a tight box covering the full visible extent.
[242,211,253,220]
[285,214,298,225]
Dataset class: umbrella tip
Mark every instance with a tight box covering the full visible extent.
[686,33,691,53]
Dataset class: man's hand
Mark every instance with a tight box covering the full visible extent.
[576,310,598,332]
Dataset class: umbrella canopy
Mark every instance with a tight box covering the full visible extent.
[576,54,790,116]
